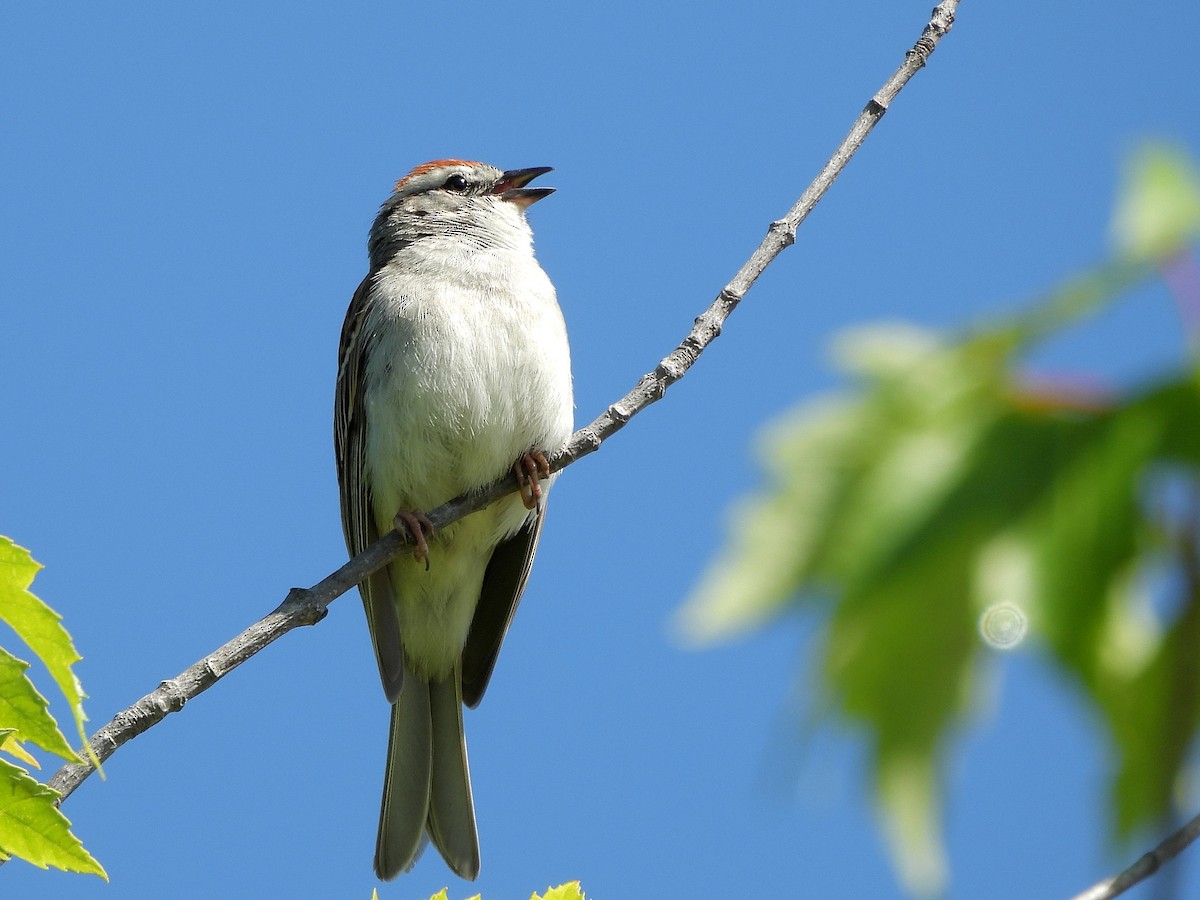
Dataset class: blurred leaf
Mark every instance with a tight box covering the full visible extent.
[0,750,106,878]
[678,323,1013,646]
[1112,143,1200,262]
[420,884,582,900]
[877,751,945,898]
[676,394,871,641]
[533,882,586,900]
[0,538,91,760]
[682,150,1200,893]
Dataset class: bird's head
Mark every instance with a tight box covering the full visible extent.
[368,160,554,266]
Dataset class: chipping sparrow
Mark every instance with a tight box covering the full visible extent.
[334,159,573,881]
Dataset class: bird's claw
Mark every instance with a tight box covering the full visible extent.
[513,450,551,511]
[393,509,435,568]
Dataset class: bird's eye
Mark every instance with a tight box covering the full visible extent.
[443,173,469,193]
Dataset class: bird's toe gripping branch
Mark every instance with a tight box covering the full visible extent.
[513,450,551,512]
[393,509,436,567]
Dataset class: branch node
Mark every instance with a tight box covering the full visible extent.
[931,3,956,32]
[766,219,796,248]
[693,311,723,341]
[718,285,745,308]
[682,334,708,362]
[656,354,688,385]
[157,679,188,713]
[607,400,634,424]
[912,4,955,61]
[281,586,328,625]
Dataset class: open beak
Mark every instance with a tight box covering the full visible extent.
[494,166,555,208]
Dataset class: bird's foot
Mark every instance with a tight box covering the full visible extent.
[513,450,551,511]
[393,509,435,568]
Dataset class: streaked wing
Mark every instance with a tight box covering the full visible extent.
[336,273,405,703]
[460,509,546,709]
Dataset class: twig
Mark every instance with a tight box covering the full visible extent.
[1069,811,1200,900]
[41,0,960,808]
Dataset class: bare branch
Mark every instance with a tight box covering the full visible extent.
[42,0,961,807]
[1069,811,1200,900]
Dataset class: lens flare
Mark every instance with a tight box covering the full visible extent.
[979,602,1028,650]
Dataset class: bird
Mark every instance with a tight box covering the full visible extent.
[334,159,573,881]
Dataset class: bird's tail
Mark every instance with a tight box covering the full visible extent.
[374,663,480,881]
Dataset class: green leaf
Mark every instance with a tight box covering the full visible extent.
[0,646,78,763]
[683,285,1200,892]
[682,142,1200,897]
[0,754,106,878]
[1111,143,1200,262]
[533,882,586,900]
[877,751,946,899]
[679,322,1016,646]
[1016,401,1166,674]
[0,732,40,769]
[0,537,92,759]
[682,322,1034,896]
[986,380,1200,835]
[675,394,873,642]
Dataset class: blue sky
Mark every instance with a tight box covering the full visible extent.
[4,2,1200,898]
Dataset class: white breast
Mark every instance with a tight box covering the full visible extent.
[363,243,573,517]
[359,239,574,676]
